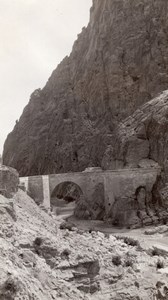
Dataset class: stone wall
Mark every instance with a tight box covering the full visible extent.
[20,167,161,227]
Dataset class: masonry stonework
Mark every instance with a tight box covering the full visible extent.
[20,167,161,227]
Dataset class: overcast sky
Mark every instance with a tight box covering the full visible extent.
[0,0,92,154]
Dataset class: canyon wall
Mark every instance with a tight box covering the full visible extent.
[3,0,168,176]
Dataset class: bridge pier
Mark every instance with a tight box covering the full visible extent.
[42,175,50,209]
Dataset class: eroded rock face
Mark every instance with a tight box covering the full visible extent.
[0,165,19,198]
[0,166,18,229]
[102,91,168,173]
[3,0,168,175]
[101,91,168,225]
[0,195,16,238]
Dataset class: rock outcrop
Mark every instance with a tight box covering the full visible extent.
[3,0,168,176]
[101,91,168,226]
[0,165,19,198]
[102,90,168,173]
[103,90,168,213]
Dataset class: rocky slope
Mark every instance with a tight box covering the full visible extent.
[1,189,168,299]
[3,0,168,176]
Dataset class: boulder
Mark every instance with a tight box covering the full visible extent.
[0,165,19,198]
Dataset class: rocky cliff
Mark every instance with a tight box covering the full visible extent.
[3,0,168,176]
[102,91,168,222]
[102,90,168,173]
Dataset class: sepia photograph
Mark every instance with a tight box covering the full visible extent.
[0,0,168,299]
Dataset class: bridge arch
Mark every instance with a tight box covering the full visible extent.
[50,180,84,216]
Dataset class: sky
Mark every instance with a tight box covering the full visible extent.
[0,0,92,154]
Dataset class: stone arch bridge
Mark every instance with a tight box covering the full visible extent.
[20,167,160,218]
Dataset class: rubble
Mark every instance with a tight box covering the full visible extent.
[0,189,168,299]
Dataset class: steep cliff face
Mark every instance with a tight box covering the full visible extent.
[3,0,168,176]
[106,90,168,202]
[102,90,168,173]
